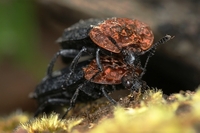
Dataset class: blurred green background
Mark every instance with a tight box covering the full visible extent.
[0,1,39,115]
[0,1,46,75]
[0,1,61,115]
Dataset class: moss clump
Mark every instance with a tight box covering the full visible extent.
[15,113,83,133]
[3,87,200,133]
[0,110,29,133]
[89,88,200,133]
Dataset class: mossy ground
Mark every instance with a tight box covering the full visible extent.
[1,87,200,133]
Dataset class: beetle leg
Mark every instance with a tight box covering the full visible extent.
[100,85,117,105]
[47,46,90,82]
[96,48,103,71]
[47,51,61,77]
[60,49,81,58]
[47,49,83,77]
[69,47,88,70]
[66,46,91,82]
[62,84,82,119]
[34,98,70,117]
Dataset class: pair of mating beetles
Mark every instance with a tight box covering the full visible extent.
[31,17,173,118]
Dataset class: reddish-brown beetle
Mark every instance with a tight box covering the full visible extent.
[33,57,146,118]
[83,56,144,89]
[34,18,173,118]
[89,18,154,54]
[48,18,173,84]
[56,17,155,66]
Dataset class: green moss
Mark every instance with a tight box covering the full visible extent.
[0,110,29,133]
[3,87,200,133]
[16,113,82,133]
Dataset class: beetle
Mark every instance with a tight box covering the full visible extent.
[47,17,173,83]
[56,18,104,63]
[48,32,173,81]
[56,17,172,66]
[31,61,90,117]
[33,34,173,118]
[56,18,153,64]
[83,56,143,88]
[55,18,154,70]
[32,55,146,118]
[54,18,148,77]
[32,17,174,117]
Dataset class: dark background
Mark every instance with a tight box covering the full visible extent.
[0,0,199,115]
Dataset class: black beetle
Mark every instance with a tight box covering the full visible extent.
[48,31,173,81]
[47,18,173,86]
[32,34,173,118]
[56,17,173,70]
[57,18,104,64]
[32,17,173,118]
[54,18,154,77]
[31,60,105,117]
[32,55,147,118]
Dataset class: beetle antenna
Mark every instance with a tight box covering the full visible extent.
[142,35,174,76]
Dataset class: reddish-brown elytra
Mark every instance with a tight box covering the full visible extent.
[89,17,154,53]
[83,56,143,85]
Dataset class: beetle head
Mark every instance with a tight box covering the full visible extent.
[121,67,143,91]
[122,73,142,91]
